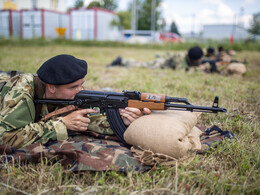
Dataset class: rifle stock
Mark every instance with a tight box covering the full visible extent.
[34,90,227,146]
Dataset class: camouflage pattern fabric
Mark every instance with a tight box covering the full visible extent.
[0,131,150,172]
[198,125,234,154]
[0,71,24,91]
[0,73,114,149]
[108,54,215,73]
[108,52,187,70]
[0,72,10,91]
[0,73,68,148]
[0,125,234,172]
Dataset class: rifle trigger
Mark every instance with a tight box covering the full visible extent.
[100,107,105,115]
[212,96,219,108]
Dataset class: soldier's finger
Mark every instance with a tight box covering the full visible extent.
[121,113,135,123]
[120,109,139,119]
[77,123,89,131]
[142,108,151,115]
[81,117,90,124]
[125,107,142,116]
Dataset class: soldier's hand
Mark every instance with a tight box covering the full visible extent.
[62,109,97,131]
[119,107,151,126]
[199,63,208,71]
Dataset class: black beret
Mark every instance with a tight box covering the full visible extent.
[37,54,88,85]
[218,46,224,52]
[207,47,215,54]
[188,46,203,60]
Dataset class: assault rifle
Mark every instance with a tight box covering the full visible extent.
[34,90,227,146]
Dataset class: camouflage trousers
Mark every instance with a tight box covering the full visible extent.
[0,126,234,172]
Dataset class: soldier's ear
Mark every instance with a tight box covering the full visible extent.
[47,84,56,94]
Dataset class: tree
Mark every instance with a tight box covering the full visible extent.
[87,0,118,11]
[170,21,180,36]
[87,1,101,8]
[248,12,260,35]
[158,18,166,32]
[102,0,118,11]
[74,0,84,8]
[129,0,164,31]
[112,11,131,30]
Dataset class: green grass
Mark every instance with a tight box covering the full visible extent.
[0,42,259,194]
[1,37,260,51]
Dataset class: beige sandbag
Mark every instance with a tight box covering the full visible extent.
[124,110,202,159]
[187,125,202,150]
[131,126,202,166]
[226,63,247,76]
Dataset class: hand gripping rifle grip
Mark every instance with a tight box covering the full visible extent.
[105,108,131,148]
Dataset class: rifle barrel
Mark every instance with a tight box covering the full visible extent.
[165,103,227,113]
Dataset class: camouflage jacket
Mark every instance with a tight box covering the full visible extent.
[119,52,198,71]
[0,73,114,149]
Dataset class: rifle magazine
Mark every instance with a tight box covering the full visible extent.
[105,108,131,148]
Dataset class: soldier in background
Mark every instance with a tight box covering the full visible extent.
[107,46,204,71]
[181,46,246,76]
[214,46,247,76]
[217,45,231,61]
[179,46,205,71]
[205,47,217,60]
[108,53,180,69]
[108,46,246,76]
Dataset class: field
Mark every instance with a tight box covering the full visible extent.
[0,42,259,194]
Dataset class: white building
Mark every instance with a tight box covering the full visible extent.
[0,0,67,12]
[203,24,249,40]
[0,9,20,37]
[21,9,69,39]
[0,1,122,41]
[70,8,120,41]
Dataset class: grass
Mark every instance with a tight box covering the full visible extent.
[0,42,259,194]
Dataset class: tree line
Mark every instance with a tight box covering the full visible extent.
[73,0,174,33]
[73,0,260,37]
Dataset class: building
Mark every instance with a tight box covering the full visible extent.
[0,0,67,12]
[70,7,120,41]
[203,24,249,40]
[0,1,121,41]
[0,9,20,37]
[21,9,69,39]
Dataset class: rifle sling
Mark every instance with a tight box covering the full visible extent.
[40,105,77,121]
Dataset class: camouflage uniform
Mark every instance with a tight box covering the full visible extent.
[0,124,234,171]
[0,73,114,149]
[0,72,10,91]
[108,52,204,71]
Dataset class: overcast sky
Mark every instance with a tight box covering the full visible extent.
[67,0,260,33]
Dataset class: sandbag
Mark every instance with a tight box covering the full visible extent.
[124,110,202,159]
[226,63,247,76]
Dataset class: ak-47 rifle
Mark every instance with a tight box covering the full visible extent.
[34,90,227,146]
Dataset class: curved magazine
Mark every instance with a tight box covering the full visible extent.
[105,108,131,148]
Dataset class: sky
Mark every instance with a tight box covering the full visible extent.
[67,0,260,34]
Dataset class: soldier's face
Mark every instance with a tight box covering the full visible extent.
[51,78,85,99]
